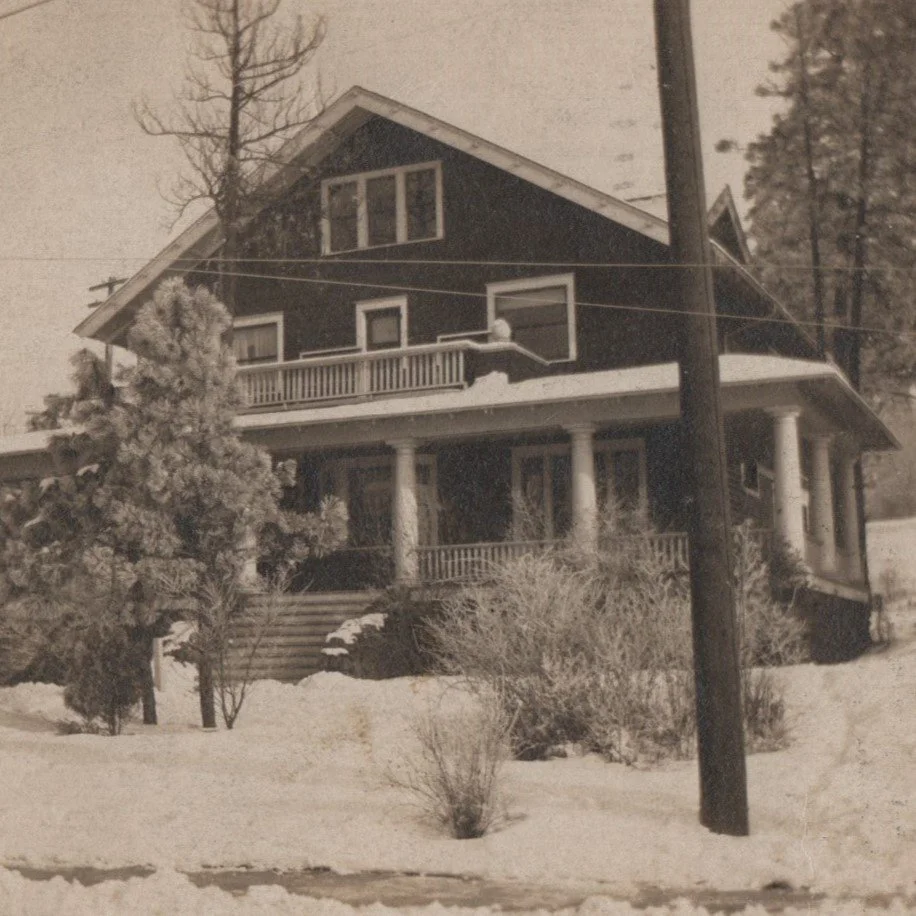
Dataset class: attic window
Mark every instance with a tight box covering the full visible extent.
[487,274,577,361]
[322,162,443,254]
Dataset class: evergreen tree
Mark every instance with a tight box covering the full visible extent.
[741,0,916,395]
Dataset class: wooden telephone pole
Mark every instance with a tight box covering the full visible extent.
[653,0,749,835]
[87,276,127,378]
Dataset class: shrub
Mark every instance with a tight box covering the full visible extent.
[390,689,511,839]
[429,508,802,764]
[324,586,443,679]
[62,611,146,736]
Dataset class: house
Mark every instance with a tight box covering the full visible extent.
[1,87,898,670]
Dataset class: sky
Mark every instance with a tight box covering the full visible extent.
[0,0,792,430]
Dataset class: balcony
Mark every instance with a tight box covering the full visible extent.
[238,341,472,411]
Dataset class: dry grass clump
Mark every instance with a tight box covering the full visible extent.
[389,691,512,839]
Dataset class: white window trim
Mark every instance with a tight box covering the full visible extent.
[321,161,444,255]
[233,312,284,364]
[356,297,408,351]
[510,438,647,538]
[486,273,577,362]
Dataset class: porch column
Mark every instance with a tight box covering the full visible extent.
[808,435,836,574]
[839,454,863,581]
[768,407,807,562]
[567,423,598,549]
[389,438,419,583]
[239,525,260,589]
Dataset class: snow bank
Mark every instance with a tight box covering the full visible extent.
[0,868,909,916]
[0,610,913,904]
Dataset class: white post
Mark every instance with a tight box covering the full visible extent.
[239,525,260,589]
[839,454,863,581]
[768,407,807,563]
[389,439,419,583]
[808,434,836,574]
[567,423,598,549]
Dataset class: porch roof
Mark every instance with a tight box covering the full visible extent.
[237,354,897,453]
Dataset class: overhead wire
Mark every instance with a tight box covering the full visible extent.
[180,264,916,342]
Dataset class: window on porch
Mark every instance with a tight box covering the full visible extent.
[232,313,283,364]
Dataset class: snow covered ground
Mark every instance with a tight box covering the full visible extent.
[0,607,913,915]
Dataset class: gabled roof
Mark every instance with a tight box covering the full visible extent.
[76,86,676,343]
[707,186,751,264]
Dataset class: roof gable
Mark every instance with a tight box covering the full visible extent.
[77,86,674,342]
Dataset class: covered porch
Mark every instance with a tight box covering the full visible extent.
[240,355,896,599]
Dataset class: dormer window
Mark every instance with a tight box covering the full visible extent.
[233,313,283,364]
[322,162,443,254]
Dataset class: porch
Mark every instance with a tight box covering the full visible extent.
[239,356,895,600]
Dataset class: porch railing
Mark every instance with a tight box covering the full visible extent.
[415,528,773,584]
[238,341,470,410]
[416,540,559,582]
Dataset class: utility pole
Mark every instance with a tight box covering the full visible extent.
[653,0,749,835]
[87,276,127,379]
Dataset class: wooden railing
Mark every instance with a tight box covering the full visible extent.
[414,528,773,584]
[417,540,558,582]
[238,341,470,410]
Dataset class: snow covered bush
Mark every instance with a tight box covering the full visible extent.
[390,689,511,839]
[326,587,443,679]
[430,510,801,763]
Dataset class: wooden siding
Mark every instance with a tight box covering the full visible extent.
[191,116,810,382]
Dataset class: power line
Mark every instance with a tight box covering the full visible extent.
[0,253,914,273]
[183,264,916,341]
[0,0,59,22]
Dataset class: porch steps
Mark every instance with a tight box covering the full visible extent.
[227,591,377,682]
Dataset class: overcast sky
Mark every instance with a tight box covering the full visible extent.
[0,0,791,429]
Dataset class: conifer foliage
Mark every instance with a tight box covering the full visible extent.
[739,0,916,394]
[1,280,345,730]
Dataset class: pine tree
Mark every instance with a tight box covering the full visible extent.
[743,0,916,395]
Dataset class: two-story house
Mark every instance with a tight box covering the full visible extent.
[3,87,897,668]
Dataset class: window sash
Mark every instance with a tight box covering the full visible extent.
[233,322,279,364]
[493,283,572,361]
[323,162,442,253]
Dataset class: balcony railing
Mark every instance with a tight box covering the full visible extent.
[238,341,471,410]
[417,539,559,582]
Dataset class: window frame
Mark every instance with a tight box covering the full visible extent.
[232,312,284,365]
[320,161,444,255]
[355,297,408,352]
[510,438,647,539]
[486,273,577,362]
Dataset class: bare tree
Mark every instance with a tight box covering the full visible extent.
[136,0,327,313]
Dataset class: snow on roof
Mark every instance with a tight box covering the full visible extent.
[0,429,55,458]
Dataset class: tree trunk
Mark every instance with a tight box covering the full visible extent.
[140,632,158,725]
[197,614,217,728]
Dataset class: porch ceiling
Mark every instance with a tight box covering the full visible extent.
[237,354,898,454]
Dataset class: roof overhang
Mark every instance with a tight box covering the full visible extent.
[236,355,898,454]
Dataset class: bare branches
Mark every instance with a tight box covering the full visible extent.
[136,0,327,287]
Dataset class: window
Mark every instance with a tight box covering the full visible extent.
[356,297,407,351]
[233,313,283,364]
[322,162,443,253]
[511,439,645,539]
[740,460,760,497]
[487,274,576,361]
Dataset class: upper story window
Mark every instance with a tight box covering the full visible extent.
[322,162,443,254]
[356,297,407,351]
[486,274,577,362]
[233,312,283,364]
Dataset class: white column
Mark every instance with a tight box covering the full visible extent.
[768,408,807,562]
[567,424,598,548]
[839,454,863,581]
[808,435,836,573]
[239,525,260,589]
[389,439,419,582]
